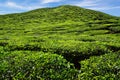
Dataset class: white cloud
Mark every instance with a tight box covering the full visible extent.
[73,0,101,7]
[88,6,120,10]
[41,0,62,4]
[72,0,120,11]
[25,6,45,10]
[1,1,45,10]
[6,2,24,9]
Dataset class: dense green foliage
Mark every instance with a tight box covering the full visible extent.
[0,5,120,79]
[79,52,120,80]
[0,50,77,80]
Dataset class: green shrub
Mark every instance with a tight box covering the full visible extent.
[78,52,120,80]
[0,51,78,80]
[109,26,120,33]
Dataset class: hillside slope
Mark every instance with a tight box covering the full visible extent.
[0,5,117,24]
[0,5,120,80]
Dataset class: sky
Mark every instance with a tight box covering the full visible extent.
[0,0,120,16]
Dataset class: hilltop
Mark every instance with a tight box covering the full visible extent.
[0,5,120,80]
[0,5,117,24]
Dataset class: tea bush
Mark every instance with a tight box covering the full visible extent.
[78,52,120,80]
[0,51,78,80]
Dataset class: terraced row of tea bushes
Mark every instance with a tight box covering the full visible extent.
[3,40,111,69]
[4,40,111,57]
[78,52,120,80]
[0,50,78,80]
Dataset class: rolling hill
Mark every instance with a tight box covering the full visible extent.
[0,5,120,80]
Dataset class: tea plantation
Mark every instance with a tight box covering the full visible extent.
[0,5,120,80]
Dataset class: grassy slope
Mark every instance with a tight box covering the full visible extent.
[0,5,120,79]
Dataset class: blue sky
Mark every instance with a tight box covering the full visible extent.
[0,0,120,16]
